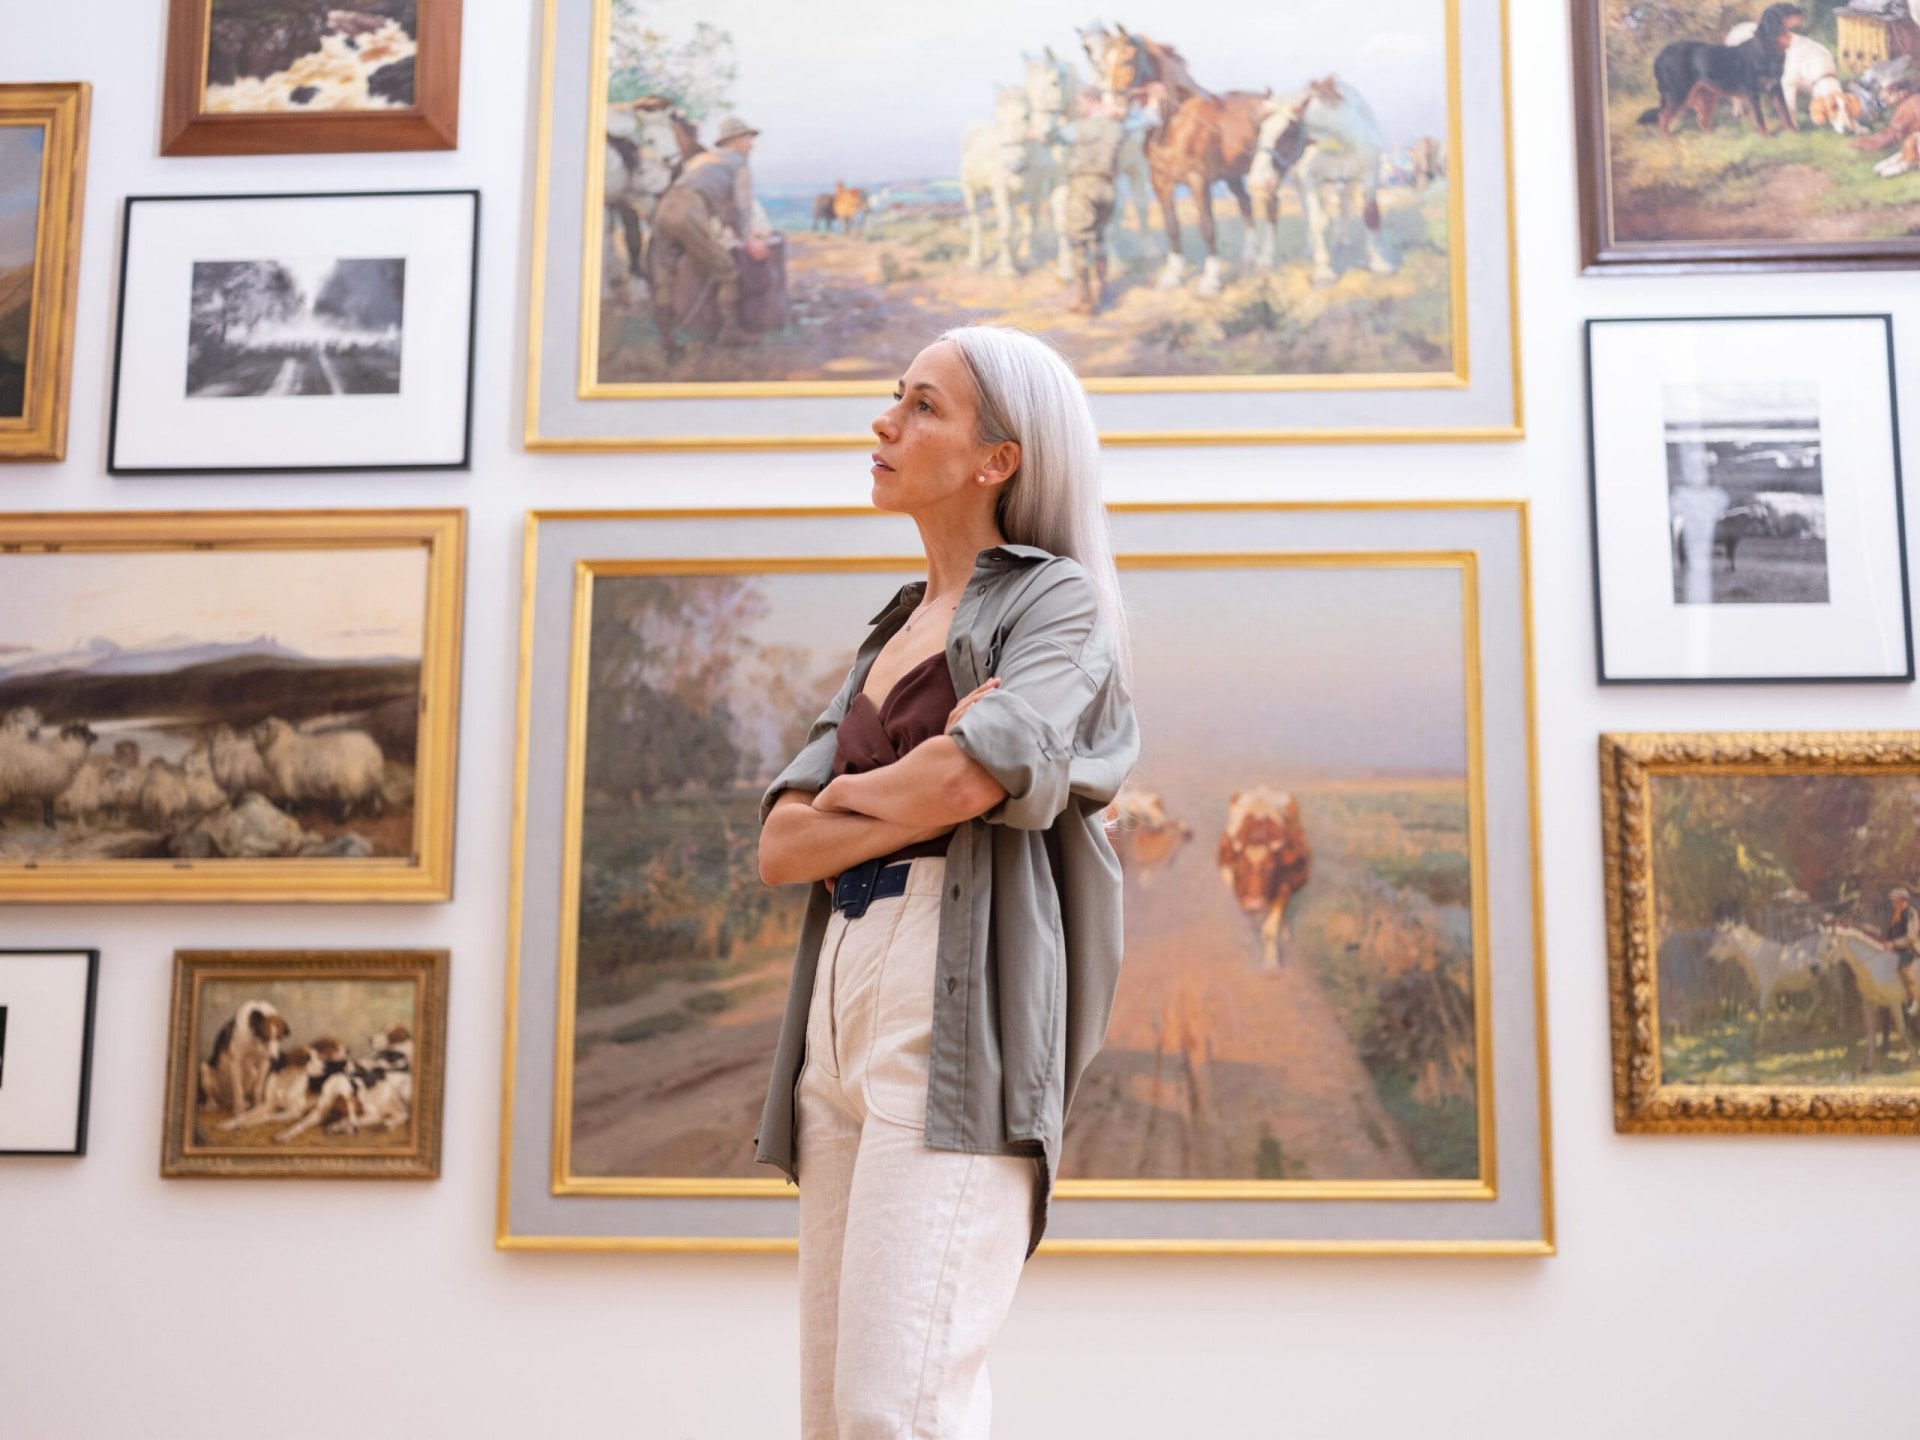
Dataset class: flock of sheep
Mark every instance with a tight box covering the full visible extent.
[0,707,394,860]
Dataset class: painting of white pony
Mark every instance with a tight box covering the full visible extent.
[1650,771,1920,1087]
[0,547,426,867]
[594,0,1457,387]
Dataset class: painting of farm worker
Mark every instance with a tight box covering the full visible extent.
[1061,87,1127,314]
[1887,887,1920,1022]
[647,115,772,358]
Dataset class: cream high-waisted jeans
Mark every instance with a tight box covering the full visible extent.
[795,855,1037,1440]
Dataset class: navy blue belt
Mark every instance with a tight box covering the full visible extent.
[832,857,912,919]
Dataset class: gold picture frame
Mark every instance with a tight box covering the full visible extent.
[1603,731,1920,1134]
[499,504,1553,1254]
[162,948,449,1179]
[0,509,465,903]
[524,0,1524,450]
[0,83,89,463]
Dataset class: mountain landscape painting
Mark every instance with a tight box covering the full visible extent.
[0,123,46,420]
[0,545,428,866]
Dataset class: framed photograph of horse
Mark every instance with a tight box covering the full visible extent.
[161,1,463,155]
[1603,732,1920,1133]
[1585,314,1911,684]
[0,84,89,463]
[1572,1,1920,272]
[525,0,1523,449]
[498,503,1552,1254]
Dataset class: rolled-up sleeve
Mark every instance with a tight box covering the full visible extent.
[948,568,1103,831]
[759,667,856,826]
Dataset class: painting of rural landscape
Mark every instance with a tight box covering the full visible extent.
[0,123,44,420]
[0,547,427,867]
[564,560,1482,1187]
[203,1,420,113]
[594,0,1457,387]
[1650,771,1920,1087]
[1597,0,1920,248]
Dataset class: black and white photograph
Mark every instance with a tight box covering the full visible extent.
[1587,314,1911,685]
[108,190,477,474]
[1664,381,1827,607]
[0,950,98,1156]
[187,257,405,398]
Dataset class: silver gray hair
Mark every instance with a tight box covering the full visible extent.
[939,324,1132,687]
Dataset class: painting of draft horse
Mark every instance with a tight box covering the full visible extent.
[591,0,1459,386]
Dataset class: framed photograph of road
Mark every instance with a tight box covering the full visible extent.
[498,504,1551,1254]
[1586,314,1911,684]
[524,0,1523,449]
[107,191,479,474]
[1603,731,1920,1132]
[1572,0,1920,272]
[0,508,465,903]
[161,1,463,155]
[0,84,89,462]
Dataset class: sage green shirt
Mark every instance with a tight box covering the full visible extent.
[754,542,1139,1256]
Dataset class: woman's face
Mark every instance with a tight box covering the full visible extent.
[869,341,998,516]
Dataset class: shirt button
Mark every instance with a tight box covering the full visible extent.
[950,884,960,899]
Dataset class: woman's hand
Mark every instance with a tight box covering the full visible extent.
[944,677,1000,733]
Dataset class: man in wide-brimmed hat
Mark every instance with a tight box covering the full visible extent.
[1888,886,1920,1024]
[649,114,770,357]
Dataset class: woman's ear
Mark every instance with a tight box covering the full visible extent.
[977,439,1020,490]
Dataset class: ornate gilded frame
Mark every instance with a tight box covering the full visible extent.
[523,0,1523,449]
[161,948,449,1178]
[499,503,1553,1254]
[0,509,465,903]
[1602,731,1920,1134]
[0,83,89,463]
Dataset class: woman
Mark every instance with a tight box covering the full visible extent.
[755,324,1138,1438]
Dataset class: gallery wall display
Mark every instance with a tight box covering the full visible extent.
[108,189,479,475]
[525,0,1523,449]
[499,504,1552,1254]
[0,83,89,463]
[1602,731,1920,1133]
[0,508,465,904]
[162,948,448,1178]
[1586,314,1910,684]
[162,1,463,155]
[1571,0,1920,272]
[0,949,99,1157]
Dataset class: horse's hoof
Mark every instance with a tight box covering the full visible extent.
[1369,258,1396,276]
[1311,265,1337,287]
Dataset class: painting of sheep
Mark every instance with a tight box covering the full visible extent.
[0,511,463,901]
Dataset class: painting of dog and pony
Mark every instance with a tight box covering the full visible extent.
[1582,0,1920,263]
[559,559,1483,1192]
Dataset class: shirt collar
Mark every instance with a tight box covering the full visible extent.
[867,544,1056,625]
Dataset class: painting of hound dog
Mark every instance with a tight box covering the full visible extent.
[163,949,446,1178]
[1576,0,1920,268]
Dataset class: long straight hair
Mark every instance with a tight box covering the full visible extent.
[940,324,1132,687]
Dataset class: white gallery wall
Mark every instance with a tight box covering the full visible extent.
[4,3,1917,1436]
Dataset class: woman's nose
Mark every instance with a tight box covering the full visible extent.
[871,407,897,441]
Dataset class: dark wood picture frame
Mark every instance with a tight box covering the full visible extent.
[161,1,462,155]
[0,949,100,1158]
[1571,0,1920,273]
[1584,313,1914,685]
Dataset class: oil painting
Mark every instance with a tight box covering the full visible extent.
[0,124,44,422]
[0,85,87,461]
[162,948,447,1177]
[0,510,463,903]
[1605,732,1920,1131]
[1575,1,1920,268]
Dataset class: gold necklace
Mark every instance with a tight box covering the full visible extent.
[902,584,964,632]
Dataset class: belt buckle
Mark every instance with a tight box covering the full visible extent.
[834,857,881,919]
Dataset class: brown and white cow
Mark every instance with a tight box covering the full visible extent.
[1104,789,1194,888]
[1217,787,1312,970]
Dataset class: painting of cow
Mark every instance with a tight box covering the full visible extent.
[1217,786,1312,968]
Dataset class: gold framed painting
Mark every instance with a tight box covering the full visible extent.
[525,0,1523,449]
[0,83,88,463]
[499,504,1552,1254]
[162,948,448,1178]
[1604,731,1920,1134]
[0,509,464,903]
[162,1,462,155]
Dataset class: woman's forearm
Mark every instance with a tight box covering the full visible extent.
[758,793,951,886]
[815,737,1006,828]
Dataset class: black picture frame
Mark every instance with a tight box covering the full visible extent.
[1585,313,1913,686]
[0,948,100,1157]
[106,189,480,476]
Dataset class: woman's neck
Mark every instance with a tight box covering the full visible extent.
[915,510,1008,606]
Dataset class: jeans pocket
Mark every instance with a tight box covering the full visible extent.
[863,892,940,1128]
[806,911,851,1080]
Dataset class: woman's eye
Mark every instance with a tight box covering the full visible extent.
[918,399,932,413]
